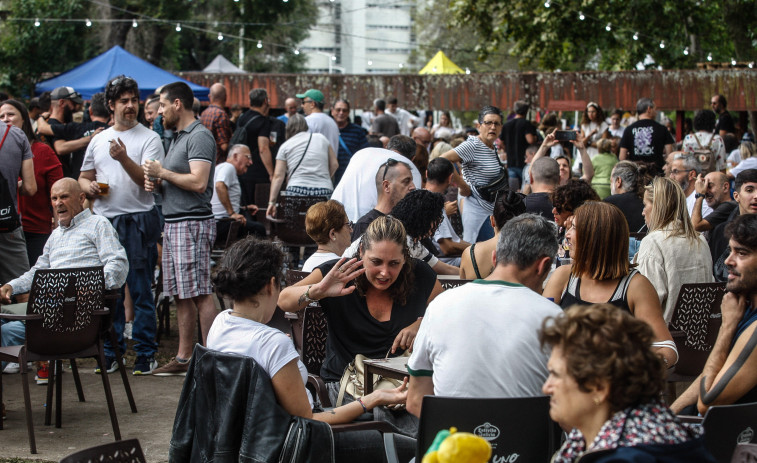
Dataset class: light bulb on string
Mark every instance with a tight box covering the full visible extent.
[578,12,585,20]
[605,23,612,32]
[683,47,689,56]
[175,23,181,32]
[544,1,550,7]
[218,32,223,40]
[85,18,92,27]
[659,41,665,49]
[707,53,712,61]
[465,67,471,75]
[731,58,736,66]
[132,19,138,28]
[749,62,754,69]
[293,49,300,55]
[632,32,639,41]
[331,55,336,61]
[367,60,372,66]
[257,40,262,48]
[34,18,40,27]
[399,63,404,69]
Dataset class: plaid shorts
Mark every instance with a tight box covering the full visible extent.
[162,219,216,299]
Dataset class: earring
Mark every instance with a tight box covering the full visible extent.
[593,397,601,405]
[332,238,336,241]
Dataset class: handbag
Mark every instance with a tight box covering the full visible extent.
[335,353,407,407]
[476,147,509,202]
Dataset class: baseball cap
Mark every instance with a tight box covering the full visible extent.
[51,86,83,104]
[295,89,324,103]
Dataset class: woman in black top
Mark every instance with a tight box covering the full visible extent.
[543,201,677,367]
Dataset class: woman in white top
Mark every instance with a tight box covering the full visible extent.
[682,109,726,172]
[207,237,413,462]
[430,111,455,141]
[636,177,714,323]
[579,102,609,160]
[302,200,353,272]
[267,114,338,217]
[728,141,756,179]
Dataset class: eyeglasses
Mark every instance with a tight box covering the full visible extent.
[480,120,502,127]
[333,108,349,113]
[669,169,694,175]
[108,76,135,88]
[381,158,399,181]
[345,221,354,229]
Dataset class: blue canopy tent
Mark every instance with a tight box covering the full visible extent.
[35,45,209,101]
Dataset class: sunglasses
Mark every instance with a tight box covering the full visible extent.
[381,158,399,181]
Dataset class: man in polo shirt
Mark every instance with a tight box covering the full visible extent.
[297,88,339,154]
[406,214,561,416]
[143,81,216,377]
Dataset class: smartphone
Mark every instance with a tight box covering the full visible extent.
[554,130,577,141]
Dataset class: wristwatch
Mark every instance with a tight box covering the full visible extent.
[695,193,705,199]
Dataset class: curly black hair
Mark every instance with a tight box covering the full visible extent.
[212,237,284,302]
[693,109,717,133]
[389,189,444,243]
[551,178,600,214]
[105,75,139,110]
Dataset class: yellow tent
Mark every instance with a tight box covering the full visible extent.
[418,51,464,75]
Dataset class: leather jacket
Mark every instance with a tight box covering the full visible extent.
[169,345,334,463]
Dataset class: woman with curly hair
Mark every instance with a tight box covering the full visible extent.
[208,237,415,462]
[541,303,715,463]
[637,177,714,322]
[279,215,443,404]
[580,102,608,159]
[551,178,600,228]
[543,202,677,367]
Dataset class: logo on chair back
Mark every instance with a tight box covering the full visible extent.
[737,427,754,444]
[474,422,500,441]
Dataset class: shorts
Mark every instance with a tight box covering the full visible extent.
[0,227,30,285]
[162,219,216,299]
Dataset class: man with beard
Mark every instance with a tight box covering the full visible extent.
[668,152,713,218]
[36,88,109,179]
[143,82,216,377]
[691,171,737,232]
[671,213,757,414]
[79,76,164,375]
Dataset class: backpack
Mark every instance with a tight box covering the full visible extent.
[0,125,21,233]
[692,132,718,174]
[229,113,262,147]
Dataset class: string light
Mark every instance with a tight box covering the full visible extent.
[749,62,754,69]
[34,18,40,27]
[217,32,223,40]
[683,47,689,55]
[544,1,550,7]
[367,60,372,66]
[731,58,736,65]
[331,55,336,61]
[632,32,639,41]
[398,63,404,68]
[707,53,713,61]
[293,49,300,55]
[605,23,611,32]
[465,67,471,74]
[132,19,138,28]
[85,18,92,27]
[578,12,585,20]
[256,40,262,48]
[175,23,181,32]
[659,41,665,49]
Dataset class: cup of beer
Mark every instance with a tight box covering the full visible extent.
[269,131,278,146]
[97,174,110,196]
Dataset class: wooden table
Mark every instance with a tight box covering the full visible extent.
[363,357,410,394]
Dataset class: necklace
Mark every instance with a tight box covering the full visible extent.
[230,310,261,323]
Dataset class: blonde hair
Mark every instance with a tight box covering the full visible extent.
[644,177,699,243]
[740,141,755,160]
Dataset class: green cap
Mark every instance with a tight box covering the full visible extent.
[295,89,324,103]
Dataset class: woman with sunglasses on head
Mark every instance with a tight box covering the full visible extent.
[301,200,354,272]
[208,237,416,462]
[279,215,443,406]
[543,201,677,368]
[441,105,507,243]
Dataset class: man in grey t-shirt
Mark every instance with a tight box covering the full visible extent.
[0,120,36,286]
[143,82,216,377]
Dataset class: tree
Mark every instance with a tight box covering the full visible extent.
[447,0,756,71]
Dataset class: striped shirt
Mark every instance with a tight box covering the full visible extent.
[455,135,504,200]
[8,209,129,293]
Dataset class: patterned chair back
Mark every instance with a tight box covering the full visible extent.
[26,266,105,355]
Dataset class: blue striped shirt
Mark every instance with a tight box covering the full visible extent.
[335,123,368,185]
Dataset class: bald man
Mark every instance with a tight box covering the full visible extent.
[692,171,737,232]
[1,178,128,301]
[277,97,300,124]
[200,83,232,164]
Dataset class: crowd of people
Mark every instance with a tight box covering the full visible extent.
[0,79,756,462]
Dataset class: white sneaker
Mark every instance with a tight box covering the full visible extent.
[123,321,133,340]
[3,363,20,374]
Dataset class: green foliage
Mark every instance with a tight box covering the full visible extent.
[446,0,756,71]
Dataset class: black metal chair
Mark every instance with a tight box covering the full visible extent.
[702,402,757,463]
[59,438,146,463]
[385,395,562,463]
[731,443,757,463]
[0,267,128,454]
[269,194,329,268]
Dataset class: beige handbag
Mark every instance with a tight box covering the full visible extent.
[335,353,407,407]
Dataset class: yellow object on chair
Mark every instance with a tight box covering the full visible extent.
[422,427,492,463]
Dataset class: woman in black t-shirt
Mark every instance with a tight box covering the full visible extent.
[278,216,443,388]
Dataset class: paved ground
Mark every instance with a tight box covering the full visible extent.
[1,365,185,462]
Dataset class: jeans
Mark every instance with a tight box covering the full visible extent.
[1,319,25,369]
[105,246,158,359]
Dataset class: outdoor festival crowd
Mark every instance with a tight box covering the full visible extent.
[0,77,756,462]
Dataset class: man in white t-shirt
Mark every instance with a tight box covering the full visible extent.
[330,139,422,222]
[211,144,265,242]
[669,152,713,219]
[296,88,339,154]
[386,97,421,137]
[79,76,164,376]
[407,214,561,416]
